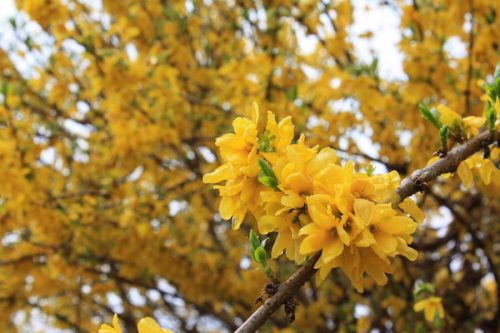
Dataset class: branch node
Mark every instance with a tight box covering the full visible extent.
[284,297,296,324]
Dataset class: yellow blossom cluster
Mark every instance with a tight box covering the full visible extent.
[204,105,424,292]
[426,102,499,189]
[98,314,173,333]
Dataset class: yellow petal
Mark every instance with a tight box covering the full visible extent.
[437,104,461,127]
[99,315,122,333]
[251,102,260,124]
[309,205,335,230]
[322,239,344,263]
[478,159,493,185]
[285,172,311,194]
[413,299,428,312]
[299,231,329,255]
[138,317,171,333]
[457,161,473,189]
[377,216,416,235]
[374,231,398,254]
[281,192,304,209]
[258,215,279,234]
[203,164,232,184]
[219,195,237,220]
[353,199,374,224]
[308,147,338,176]
[271,232,287,258]
[424,306,436,322]
[437,304,445,319]
[463,116,485,128]
[397,238,419,261]
[398,198,425,224]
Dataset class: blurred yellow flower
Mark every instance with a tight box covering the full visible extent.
[414,297,445,322]
[98,315,173,333]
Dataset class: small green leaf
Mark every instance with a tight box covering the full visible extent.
[258,131,275,152]
[258,175,279,189]
[249,230,261,253]
[365,163,375,176]
[258,159,279,190]
[258,159,275,177]
[414,282,435,298]
[418,103,441,129]
[494,63,500,81]
[254,246,268,267]
[485,100,497,131]
[439,125,449,148]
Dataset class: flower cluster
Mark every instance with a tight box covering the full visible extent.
[204,104,423,292]
[421,68,499,190]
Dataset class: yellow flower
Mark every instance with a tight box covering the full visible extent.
[265,111,295,152]
[138,317,173,333]
[257,139,338,262]
[463,116,485,136]
[349,198,418,265]
[258,190,304,262]
[457,153,498,188]
[436,105,461,128]
[203,105,261,229]
[300,194,362,263]
[98,315,173,333]
[204,105,299,230]
[414,297,445,322]
[98,315,123,333]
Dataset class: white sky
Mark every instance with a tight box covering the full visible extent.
[0,0,15,21]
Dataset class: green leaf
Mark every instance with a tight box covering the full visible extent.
[258,131,275,152]
[254,246,268,267]
[485,101,497,131]
[258,159,275,177]
[418,103,441,129]
[258,159,279,190]
[494,63,500,81]
[414,282,435,298]
[258,175,279,189]
[249,230,261,253]
[439,125,449,148]
[365,163,375,176]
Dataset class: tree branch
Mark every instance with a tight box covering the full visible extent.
[234,130,498,333]
[396,130,498,199]
[234,253,320,333]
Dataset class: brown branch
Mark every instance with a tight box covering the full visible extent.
[235,129,499,333]
[234,252,320,333]
[396,130,498,200]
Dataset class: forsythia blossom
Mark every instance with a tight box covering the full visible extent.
[413,297,445,322]
[204,104,424,291]
[98,314,173,333]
